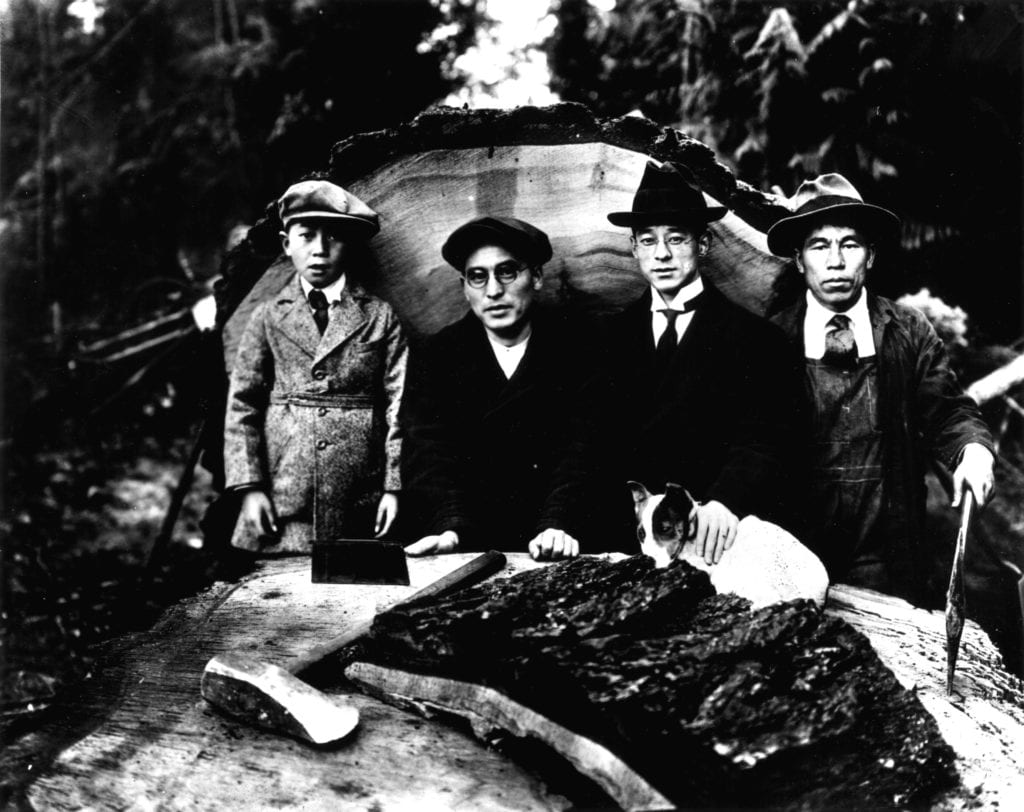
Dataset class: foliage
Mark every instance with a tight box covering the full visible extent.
[546,0,1022,340]
[0,0,483,369]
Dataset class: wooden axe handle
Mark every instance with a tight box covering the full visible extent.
[288,550,506,675]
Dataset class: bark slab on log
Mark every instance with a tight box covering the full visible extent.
[8,556,1022,811]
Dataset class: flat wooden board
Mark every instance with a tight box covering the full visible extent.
[12,556,1024,810]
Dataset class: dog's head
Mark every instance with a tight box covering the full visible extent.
[628,481,697,567]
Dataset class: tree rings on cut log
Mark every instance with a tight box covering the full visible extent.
[220,103,794,371]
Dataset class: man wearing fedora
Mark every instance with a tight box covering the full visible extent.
[603,161,806,565]
[401,216,606,560]
[767,173,995,601]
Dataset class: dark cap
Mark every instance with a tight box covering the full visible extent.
[441,216,553,271]
[278,180,380,237]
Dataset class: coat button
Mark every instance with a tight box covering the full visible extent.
[313,369,326,380]
[316,440,329,450]
[318,407,328,416]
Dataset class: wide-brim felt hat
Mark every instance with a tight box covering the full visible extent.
[278,180,380,237]
[441,215,553,270]
[766,173,901,256]
[607,161,727,228]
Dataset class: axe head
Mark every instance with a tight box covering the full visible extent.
[200,653,359,745]
[311,540,410,585]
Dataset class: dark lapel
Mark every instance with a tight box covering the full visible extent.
[456,314,509,407]
[270,276,320,360]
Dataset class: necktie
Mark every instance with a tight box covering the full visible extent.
[655,309,681,376]
[308,289,329,335]
[823,314,856,367]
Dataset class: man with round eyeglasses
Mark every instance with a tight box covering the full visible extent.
[400,216,609,560]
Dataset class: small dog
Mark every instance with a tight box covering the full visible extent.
[629,481,829,608]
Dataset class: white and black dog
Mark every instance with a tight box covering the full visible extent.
[629,481,829,609]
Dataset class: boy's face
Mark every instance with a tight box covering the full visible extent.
[281,219,351,288]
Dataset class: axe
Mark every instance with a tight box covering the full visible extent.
[200,551,506,744]
[945,489,974,695]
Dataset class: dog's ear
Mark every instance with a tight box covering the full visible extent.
[663,483,695,512]
[627,481,651,511]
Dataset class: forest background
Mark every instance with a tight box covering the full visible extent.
[1,0,1023,759]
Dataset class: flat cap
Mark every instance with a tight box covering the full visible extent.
[278,180,380,237]
[441,216,553,271]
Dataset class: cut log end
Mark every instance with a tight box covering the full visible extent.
[200,653,359,745]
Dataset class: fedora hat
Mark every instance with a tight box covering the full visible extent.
[278,180,380,237]
[766,173,900,256]
[607,161,727,228]
[442,215,553,271]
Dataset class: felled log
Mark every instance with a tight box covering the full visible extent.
[218,103,795,370]
[966,351,1024,405]
[9,555,1023,810]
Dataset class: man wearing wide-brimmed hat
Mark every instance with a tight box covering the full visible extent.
[603,161,806,563]
[400,215,609,560]
[768,173,995,602]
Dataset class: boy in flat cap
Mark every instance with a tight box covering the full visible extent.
[400,215,606,559]
[767,173,994,601]
[603,161,806,562]
[224,180,407,552]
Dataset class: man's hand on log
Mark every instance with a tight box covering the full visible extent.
[374,492,399,537]
[529,529,580,561]
[692,500,738,565]
[405,530,459,556]
[952,442,996,508]
[241,490,279,540]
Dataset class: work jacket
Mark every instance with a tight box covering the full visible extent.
[772,293,994,602]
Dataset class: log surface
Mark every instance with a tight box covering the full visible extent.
[8,556,1023,811]
[220,105,794,370]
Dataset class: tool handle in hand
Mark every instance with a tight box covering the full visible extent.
[288,551,506,675]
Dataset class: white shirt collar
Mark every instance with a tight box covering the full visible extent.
[649,276,703,346]
[802,288,876,359]
[487,331,530,379]
[299,273,346,304]
[649,275,704,313]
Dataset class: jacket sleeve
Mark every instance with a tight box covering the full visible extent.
[381,305,408,492]
[223,303,274,490]
[910,313,995,469]
[705,318,808,528]
[399,336,475,537]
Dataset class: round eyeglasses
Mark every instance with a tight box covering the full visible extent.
[463,261,527,288]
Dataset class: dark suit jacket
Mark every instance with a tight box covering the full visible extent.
[602,283,806,532]
[400,308,610,552]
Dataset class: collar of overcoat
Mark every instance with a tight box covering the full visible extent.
[270,274,375,365]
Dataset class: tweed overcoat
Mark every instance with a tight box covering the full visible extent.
[600,283,807,534]
[400,308,612,552]
[771,293,994,601]
[224,275,407,552]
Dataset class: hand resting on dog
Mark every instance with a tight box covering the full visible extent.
[629,481,829,609]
